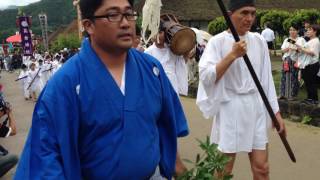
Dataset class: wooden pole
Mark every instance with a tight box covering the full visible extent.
[73,0,82,39]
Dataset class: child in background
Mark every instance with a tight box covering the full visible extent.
[18,64,29,100]
[27,63,40,102]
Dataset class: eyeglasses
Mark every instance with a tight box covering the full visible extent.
[92,12,138,22]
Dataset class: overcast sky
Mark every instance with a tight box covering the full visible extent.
[0,0,41,10]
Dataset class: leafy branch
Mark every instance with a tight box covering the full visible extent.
[177,136,233,180]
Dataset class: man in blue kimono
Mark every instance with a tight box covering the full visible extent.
[15,0,189,179]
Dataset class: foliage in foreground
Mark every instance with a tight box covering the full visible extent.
[177,137,233,180]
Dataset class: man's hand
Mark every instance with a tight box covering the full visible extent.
[175,152,188,177]
[230,40,247,59]
[273,112,287,137]
[7,111,17,136]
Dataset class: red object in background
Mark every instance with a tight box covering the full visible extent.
[2,44,9,55]
[6,34,22,43]
[283,60,289,72]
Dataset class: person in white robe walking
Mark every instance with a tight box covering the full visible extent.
[196,0,286,179]
[27,63,41,102]
[18,64,29,100]
[145,30,188,96]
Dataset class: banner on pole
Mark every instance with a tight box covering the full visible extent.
[18,16,33,56]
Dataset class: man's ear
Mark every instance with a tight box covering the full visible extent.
[228,11,232,16]
[82,19,94,36]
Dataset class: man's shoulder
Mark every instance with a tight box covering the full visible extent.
[212,31,228,39]
[207,31,228,45]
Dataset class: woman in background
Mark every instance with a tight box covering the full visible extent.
[279,25,306,100]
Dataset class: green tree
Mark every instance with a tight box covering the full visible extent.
[253,10,268,32]
[283,9,320,33]
[208,16,227,36]
[260,10,290,37]
[50,33,81,53]
[0,0,76,43]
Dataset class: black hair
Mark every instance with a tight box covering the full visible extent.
[21,64,27,69]
[228,0,255,12]
[136,24,141,36]
[0,99,6,112]
[310,24,320,36]
[159,21,166,32]
[289,23,299,31]
[80,0,134,20]
[304,20,311,24]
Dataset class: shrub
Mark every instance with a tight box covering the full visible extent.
[177,137,232,180]
[50,33,81,52]
[261,10,290,37]
[208,17,227,36]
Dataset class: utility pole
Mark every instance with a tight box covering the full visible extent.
[38,13,49,51]
[73,0,82,39]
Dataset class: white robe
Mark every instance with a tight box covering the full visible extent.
[51,60,61,75]
[37,65,45,92]
[196,31,279,153]
[18,70,29,98]
[27,69,41,93]
[145,43,188,95]
[40,62,53,84]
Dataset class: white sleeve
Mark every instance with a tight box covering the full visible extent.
[296,37,306,47]
[272,31,275,40]
[281,38,288,50]
[260,39,279,114]
[196,37,229,119]
[176,56,188,96]
[18,71,24,78]
[309,39,320,57]
[5,127,12,137]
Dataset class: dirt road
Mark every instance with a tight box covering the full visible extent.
[1,71,320,180]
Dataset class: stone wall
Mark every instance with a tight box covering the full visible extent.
[278,100,320,127]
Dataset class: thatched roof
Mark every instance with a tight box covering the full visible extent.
[48,20,78,42]
[135,0,320,21]
[135,0,219,21]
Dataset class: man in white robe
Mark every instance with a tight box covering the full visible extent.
[18,64,29,100]
[196,0,286,179]
[27,63,41,102]
[145,31,188,96]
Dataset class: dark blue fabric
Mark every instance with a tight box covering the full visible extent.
[15,38,189,180]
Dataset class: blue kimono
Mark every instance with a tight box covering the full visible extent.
[15,39,189,180]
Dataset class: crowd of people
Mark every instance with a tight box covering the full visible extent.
[258,17,320,106]
[0,48,78,178]
[278,22,320,105]
[0,48,79,102]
